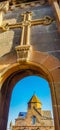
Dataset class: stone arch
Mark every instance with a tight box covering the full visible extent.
[0,51,60,130]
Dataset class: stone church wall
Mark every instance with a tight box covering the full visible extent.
[12,126,54,130]
[14,108,54,128]
[0,2,60,59]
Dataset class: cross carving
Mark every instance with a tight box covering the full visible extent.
[0,11,54,62]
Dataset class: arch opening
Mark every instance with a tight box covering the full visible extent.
[7,75,55,130]
[0,63,57,130]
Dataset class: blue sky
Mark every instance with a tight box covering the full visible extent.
[7,76,53,128]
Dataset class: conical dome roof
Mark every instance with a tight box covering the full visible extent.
[28,94,42,104]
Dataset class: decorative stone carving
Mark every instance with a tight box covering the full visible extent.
[15,45,30,62]
[10,0,48,9]
[0,1,9,26]
[0,23,9,31]
[0,11,54,62]
[10,0,48,5]
[0,1,9,12]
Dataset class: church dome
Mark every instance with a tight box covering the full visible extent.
[28,94,42,109]
[28,94,42,103]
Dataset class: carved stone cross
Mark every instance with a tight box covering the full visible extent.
[0,11,54,62]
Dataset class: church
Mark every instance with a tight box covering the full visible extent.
[11,94,54,130]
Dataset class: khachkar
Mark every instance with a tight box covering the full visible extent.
[0,11,54,62]
[10,94,54,130]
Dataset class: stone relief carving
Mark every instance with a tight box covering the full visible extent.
[0,11,54,62]
[0,1,9,12]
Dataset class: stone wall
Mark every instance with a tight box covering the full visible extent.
[15,108,54,127]
[0,1,60,59]
[12,126,54,130]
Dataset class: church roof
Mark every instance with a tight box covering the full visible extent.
[18,112,27,118]
[28,94,42,104]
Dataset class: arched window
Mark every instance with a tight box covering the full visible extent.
[32,116,36,125]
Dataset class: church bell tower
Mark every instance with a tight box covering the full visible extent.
[28,94,42,109]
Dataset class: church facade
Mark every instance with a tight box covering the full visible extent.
[11,95,54,130]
